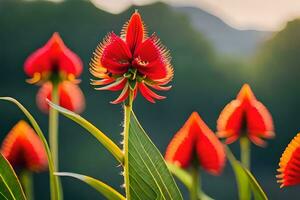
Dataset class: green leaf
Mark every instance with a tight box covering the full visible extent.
[0,153,27,200]
[48,100,124,164]
[226,147,268,200]
[55,172,125,200]
[127,111,183,200]
[0,97,62,200]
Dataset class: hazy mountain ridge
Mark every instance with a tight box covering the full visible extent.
[174,6,272,57]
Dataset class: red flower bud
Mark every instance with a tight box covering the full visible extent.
[165,112,226,175]
[217,84,274,146]
[24,32,83,84]
[1,121,48,172]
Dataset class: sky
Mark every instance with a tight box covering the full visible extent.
[36,0,300,31]
[89,0,300,31]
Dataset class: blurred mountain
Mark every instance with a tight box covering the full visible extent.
[252,19,300,142]
[174,7,271,57]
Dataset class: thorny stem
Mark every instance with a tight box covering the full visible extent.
[123,89,134,199]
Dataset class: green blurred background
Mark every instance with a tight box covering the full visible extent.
[1,0,300,199]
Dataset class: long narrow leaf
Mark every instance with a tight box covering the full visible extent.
[55,172,125,200]
[48,100,124,164]
[127,111,183,200]
[226,147,268,200]
[0,97,62,200]
[0,153,27,200]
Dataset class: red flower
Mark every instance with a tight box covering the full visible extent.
[90,11,173,104]
[217,84,274,146]
[277,133,300,188]
[1,121,48,172]
[36,81,85,113]
[165,112,226,175]
[24,32,83,84]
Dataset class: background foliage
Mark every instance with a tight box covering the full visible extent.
[0,0,299,199]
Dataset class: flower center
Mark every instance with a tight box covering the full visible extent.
[123,67,146,90]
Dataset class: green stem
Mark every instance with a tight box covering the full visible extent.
[49,82,59,171]
[189,164,201,200]
[240,136,251,200]
[240,136,250,170]
[20,170,34,200]
[123,90,134,199]
[48,82,63,200]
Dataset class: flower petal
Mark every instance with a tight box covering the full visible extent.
[24,32,83,78]
[95,78,127,91]
[122,11,146,52]
[165,113,197,168]
[277,133,300,188]
[36,81,85,113]
[138,82,166,103]
[110,84,130,104]
[246,100,274,146]
[237,83,256,102]
[217,100,243,144]
[145,82,172,91]
[193,112,226,175]
[91,78,114,86]
[92,32,132,75]
[1,120,48,172]
[133,34,173,81]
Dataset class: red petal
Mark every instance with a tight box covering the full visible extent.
[1,121,48,172]
[24,32,83,78]
[133,35,173,81]
[193,113,226,175]
[95,78,127,91]
[277,133,300,187]
[217,100,243,144]
[91,78,114,86]
[37,81,85,113]
[95,32,132,74]
[237,84,256,102]
[145,83,172,91]
[110,84,130,104]
[138,82,166,103]
[165,113,198,168]
[246,100,274,146]
[123,11,145,52]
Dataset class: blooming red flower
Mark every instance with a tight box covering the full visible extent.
[90,11,173,104]
[277,133,300,188]
[36,81,85,113]
[24,32,83,84]
[165,112,226,175]
[1,121,48,172]
[217,84,274,146]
